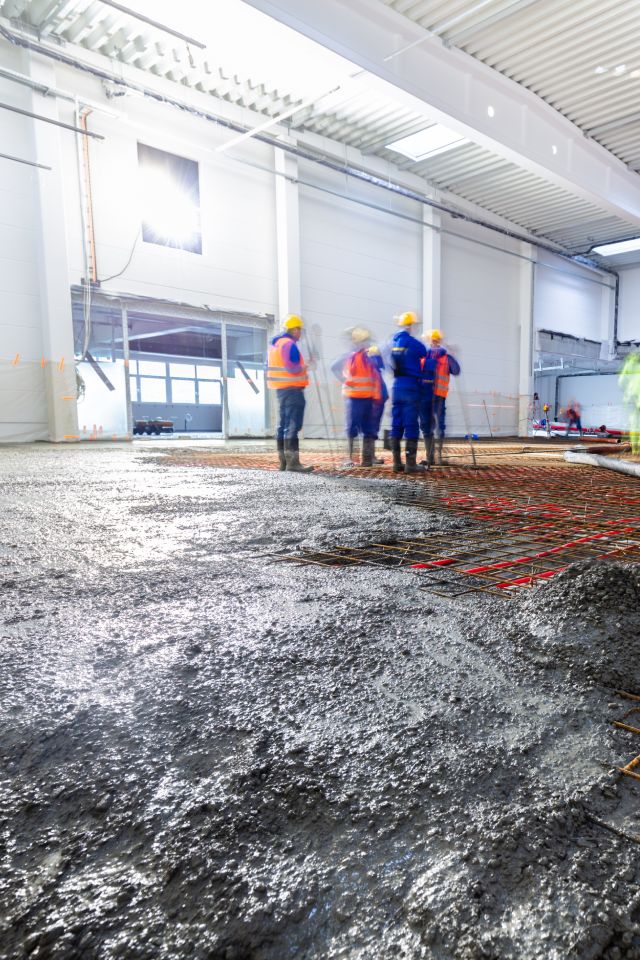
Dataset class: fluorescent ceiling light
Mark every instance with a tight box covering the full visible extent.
[386,124,468,162]
[592,237,640,256]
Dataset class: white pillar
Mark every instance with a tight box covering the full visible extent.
[28,55,79,442]
[421,204,441,331]
[518,242,535,437]
[600,278,617,361]
[274,145,301,319]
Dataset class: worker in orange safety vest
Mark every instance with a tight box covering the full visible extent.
[331,327,382,467]
[266,314,314,472]
[421,329,460,465]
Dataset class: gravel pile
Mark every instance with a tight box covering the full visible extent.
[510,561,640,686]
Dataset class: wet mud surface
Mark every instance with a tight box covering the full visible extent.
[1,444,640,960]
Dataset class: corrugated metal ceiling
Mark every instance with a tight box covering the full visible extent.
[382,0,640,171]
[2,0,640,258]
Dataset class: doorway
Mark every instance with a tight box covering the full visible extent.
[72,290,272,438]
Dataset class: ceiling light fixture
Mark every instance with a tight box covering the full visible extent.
[551,144,558,155]
[594,66,608,74]
[487,105,495,117]
[614,64,627,75]
[386,123,468,162]
[592,237,640,256]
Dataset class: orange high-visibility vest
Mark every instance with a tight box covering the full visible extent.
[433,353,450,398]
[342,350,380,400]
[266,337,309,390]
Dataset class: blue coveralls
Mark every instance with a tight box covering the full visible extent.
[271,333,306,441]
[389,330,427,440]
[330,352,378,439]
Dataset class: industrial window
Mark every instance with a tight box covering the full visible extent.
[137,143,202,255]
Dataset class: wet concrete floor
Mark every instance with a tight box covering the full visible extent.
[1,443,640,960]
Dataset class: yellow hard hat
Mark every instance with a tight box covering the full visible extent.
[351,326,371,343]
[395,310,418,327]
[367,344,380,357]
[283,314,304,330]
[425,328,443,342]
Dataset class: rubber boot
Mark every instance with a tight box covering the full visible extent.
[436,438,444,465]
[277,438,286,471]
[427,435,435,467]
[372,440,384,465]
[361,436,375,467]
[391,437,404,473]
[285,438,314,473]
[405,438,426,473]
[420,435,432,468]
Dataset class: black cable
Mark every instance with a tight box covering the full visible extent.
[99,232,139,283]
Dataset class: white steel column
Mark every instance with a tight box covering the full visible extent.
[518,242,535,437]
[422,205,441,331]
[600,279,617,361]
[274,145,301,319]
[27,55,79,442]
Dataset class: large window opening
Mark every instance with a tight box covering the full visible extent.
[137,143,202,255]
[72,291,270,438]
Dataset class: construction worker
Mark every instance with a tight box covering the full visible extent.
[331,327,380,467]
[542,402,552,437]
[389,311,428,473]
[422,329,460,465]
[266,314,314,472]
[564,402,583,437]
[619,352,640,453]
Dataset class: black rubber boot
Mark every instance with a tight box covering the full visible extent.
[420,435,432,468]
[348,438,358,465]
[277,438,286,471]
[436,438,444,465]
[405,438,426,473]
[391,437,404,473]
[285,438,314,473]
[361,437,375,467]
[427,435,435,466]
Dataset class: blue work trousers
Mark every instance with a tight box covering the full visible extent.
[419,387,434,439]
[390,378,421,440]
[370,398,386,438]
[433,396,446,438]
[276,387,306,441]
[345,397,375,439]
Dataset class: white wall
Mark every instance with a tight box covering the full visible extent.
[298,162,422,436]
[533,251,608,341]
[440,222,521,436]
[557,373,627,431]
[618,266,640,342]
[0,46,47,441]
[54,64,278,316]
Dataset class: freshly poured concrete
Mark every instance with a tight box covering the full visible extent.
[1,444,640,960]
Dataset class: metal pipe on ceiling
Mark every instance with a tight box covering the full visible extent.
[97,0,206,49]
[0,150,50,169]
[0,98,104,138]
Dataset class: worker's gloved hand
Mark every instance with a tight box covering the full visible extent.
[367,345,380,356]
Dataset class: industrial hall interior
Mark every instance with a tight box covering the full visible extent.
[6,1,640,958]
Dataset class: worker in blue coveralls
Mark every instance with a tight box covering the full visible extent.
[331,326,381,467]
[421,328,461,465]
[389,311,428,474]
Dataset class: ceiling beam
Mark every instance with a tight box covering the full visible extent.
[243,0,640,228]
